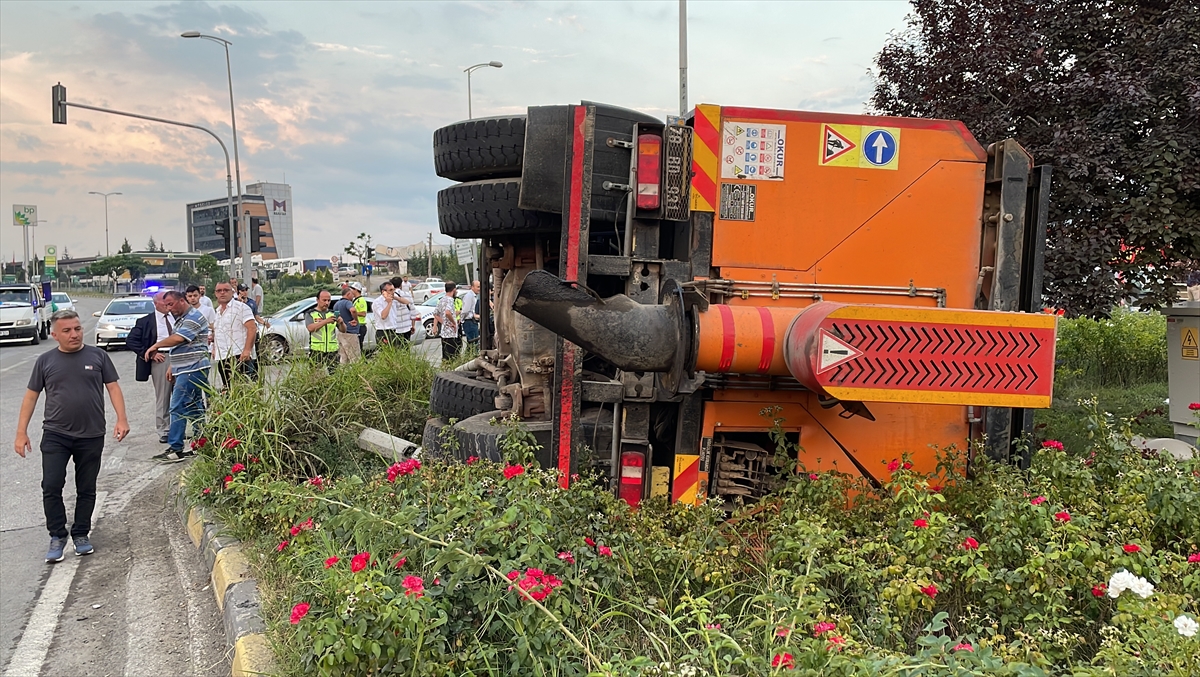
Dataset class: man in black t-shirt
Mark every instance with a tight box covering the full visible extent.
[14,310,130,563]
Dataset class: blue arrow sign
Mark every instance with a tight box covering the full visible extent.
[863,129,897,166]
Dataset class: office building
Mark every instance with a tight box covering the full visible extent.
[185,182,293,259]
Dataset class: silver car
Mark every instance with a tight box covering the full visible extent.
[51,292,76,313]
[93,296,156,350]
[259,297,391,363]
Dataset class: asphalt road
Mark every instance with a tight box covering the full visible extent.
[0,296,228,677]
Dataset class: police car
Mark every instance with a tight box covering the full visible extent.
[93,295,156,350]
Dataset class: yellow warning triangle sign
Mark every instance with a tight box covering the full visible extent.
[1184,327,1198,348]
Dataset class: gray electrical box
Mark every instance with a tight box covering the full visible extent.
[1166,303,1200,446]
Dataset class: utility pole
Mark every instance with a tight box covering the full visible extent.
[679,0,688,116]
[427,233,433,278]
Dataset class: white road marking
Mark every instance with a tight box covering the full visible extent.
[4,492,108,677]
[0,354,40,374]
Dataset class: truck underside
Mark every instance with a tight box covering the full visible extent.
[423,102,1056,507]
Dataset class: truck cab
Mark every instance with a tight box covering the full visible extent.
[0,283,52,345]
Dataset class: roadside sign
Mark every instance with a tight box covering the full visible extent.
[44,244,57,278]
[454,240,476,265]
[329,254,340,266]
[12,204,36,227]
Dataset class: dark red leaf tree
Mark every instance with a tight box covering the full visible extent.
[871,0,1199,316]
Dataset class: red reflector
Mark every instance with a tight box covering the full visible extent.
[636,134,661,210]
[619,451,645,506]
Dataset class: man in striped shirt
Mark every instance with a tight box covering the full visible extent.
[142,290,211,463]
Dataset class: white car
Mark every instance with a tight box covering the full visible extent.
[258,296,426,363]
[0,284,51,345]
[417,292,446,335]
[94,295,156,350]
[51,292,76,312]
[411,282,442,303]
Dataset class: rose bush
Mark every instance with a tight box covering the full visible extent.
[185,356,1198,675]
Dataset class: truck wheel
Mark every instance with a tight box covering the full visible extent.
[429,371,500,421]
[38,322,48,340]
[433,116,526,182]
[30,329,40,345]
[437,178,561,239]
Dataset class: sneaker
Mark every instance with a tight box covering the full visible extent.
[46,536,68,563]
[159,434,169,444]
[152,449,191,464]
[73,536,94,556]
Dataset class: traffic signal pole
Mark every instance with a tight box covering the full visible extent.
[51,83,235,282]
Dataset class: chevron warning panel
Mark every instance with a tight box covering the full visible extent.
[785,304,1057,407]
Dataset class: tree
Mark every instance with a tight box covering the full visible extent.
[345,232,375,287]
[872,0,1200,316]
[90,254,148,292]
[120,238,132,254]
[195,253,222,282]
[405,251,465,283]
[146,236,157,252]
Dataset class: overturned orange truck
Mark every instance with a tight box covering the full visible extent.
[423,102,1056,506]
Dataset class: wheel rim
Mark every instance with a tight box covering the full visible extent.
[267,337,287,361]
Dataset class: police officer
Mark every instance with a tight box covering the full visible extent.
[306,290,339,372]
[352,281,369,353]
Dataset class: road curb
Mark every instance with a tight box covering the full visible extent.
[175,473,277,677]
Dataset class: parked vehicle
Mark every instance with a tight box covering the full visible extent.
[410,282,441,303]
[258,296,426,363]
[416,292,446,335]
[51,292,76,312]
[93,295,156,350]
[0,283,52,345]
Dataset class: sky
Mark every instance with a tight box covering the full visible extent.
[0,0,912,262]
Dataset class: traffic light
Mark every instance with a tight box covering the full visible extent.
[249,216,269,253]
[213,218,233,257]
[52,83,66,124]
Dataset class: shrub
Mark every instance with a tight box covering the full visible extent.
[186,400,1200,676]
[1054,309,1167,387]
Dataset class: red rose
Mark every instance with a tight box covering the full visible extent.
[585,537,596,547]
[1030,496,1047,506]
[962,537,979,550]
[887,459,900,473]
[775,626,791,637]
[402,575,424,598]
[1188,402,1200,411]
[771,653,794,669]
[276,540,288,552]
[598,545,613,557]
[202,487,211,495]
[309,476,324,489]
[222,438,241,450]
[557,551,575,564]
[1123,543,1141,553]
[929,484,944,493]
[289,602,310,624]
[903,461,913,470]
[350,552,370,572]
[223,475,233,488]
[808,473,819,481]
[920,584,938,598]
[827,635,846,647]
[290,525,301,536]
[1042,440,1064,451]
[913,518,928,528]
[506,570,520,581]
[1092,584,1107,597]
[1189,553,1200,563]
[1054,511,1071,522]
[324,556,339,569]
[813,622,836,636]
[230,462,245,474]
[953,641,973,652]
[466,456,479,465]
[503,464,525,479]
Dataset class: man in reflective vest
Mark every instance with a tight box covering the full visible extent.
[306,290,339,373]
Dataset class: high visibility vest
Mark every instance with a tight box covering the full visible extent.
[454,296,463,321]
[353,296,368,320]
[309,310,338,352]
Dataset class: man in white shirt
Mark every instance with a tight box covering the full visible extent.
[372,281,409,348]
[211,282,257,388]
[460,280,480,346]
[187,285,217,327]
[197,285,215,311]
[250,276,264,312]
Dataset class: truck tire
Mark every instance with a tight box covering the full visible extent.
[429,371,499,421]
[433,116,526,182]
[421,409,608,471]
[437,178,561,239]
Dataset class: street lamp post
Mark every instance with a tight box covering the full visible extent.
[88,191,121,256]
[181,31,249,286]
[464,61,503,119]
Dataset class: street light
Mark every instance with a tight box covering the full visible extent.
[464,61,503,119]
[88,191,121,256]
[182,30,247,285]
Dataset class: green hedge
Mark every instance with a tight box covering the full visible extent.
[1054,309,1167,387]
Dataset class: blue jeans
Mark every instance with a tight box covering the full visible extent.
[168,369,208,451]
[462,319,480,342]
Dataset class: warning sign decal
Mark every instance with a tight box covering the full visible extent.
[818,123,901,170]
[817,329,864,373]
[822,124,858,164]
[721,122,786,180]
[1183,326,1198,360]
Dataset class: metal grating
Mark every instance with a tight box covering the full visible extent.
[662,125,693,222]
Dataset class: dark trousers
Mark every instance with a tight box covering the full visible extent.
[441,336,462,360]
[41,431,105,539]
[310,349,338,373]
[216,356,255,386]
[462,319,480,343]
[358,330,366,352]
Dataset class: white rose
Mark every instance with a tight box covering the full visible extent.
[1175,614,1198,638]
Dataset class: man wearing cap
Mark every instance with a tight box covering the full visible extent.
[333,284,363,363]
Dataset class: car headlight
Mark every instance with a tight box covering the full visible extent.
[13,319,32,326]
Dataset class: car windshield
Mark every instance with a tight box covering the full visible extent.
[52,293,71,303]
[104,299,155,315]
[422,293,444,307]
[274,299,314,318]
[0,289,32,305]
